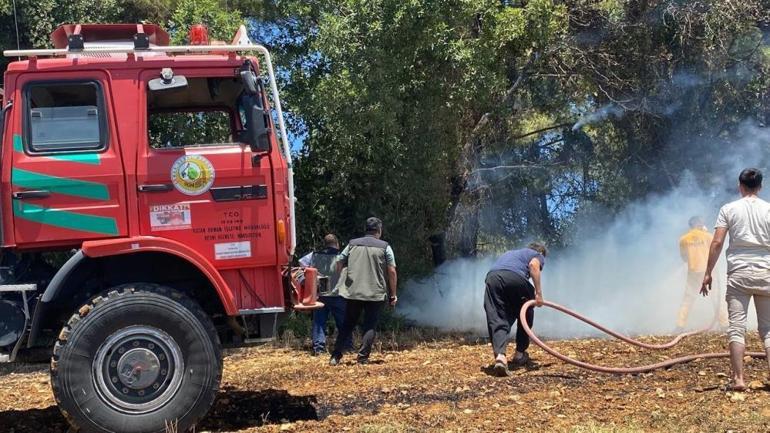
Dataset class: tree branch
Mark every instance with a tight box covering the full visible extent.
[512,123,572,140]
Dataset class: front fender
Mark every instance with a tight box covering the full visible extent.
[27,237,239,347]
[80,236,237,315]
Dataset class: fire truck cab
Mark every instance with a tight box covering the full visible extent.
[0,23,309,433]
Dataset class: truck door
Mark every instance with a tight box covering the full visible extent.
[9,73,128,246]
[136,70,279,304]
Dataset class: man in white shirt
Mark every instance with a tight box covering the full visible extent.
[702,168,770,391]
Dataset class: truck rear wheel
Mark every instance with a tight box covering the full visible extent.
[51,284,222,433]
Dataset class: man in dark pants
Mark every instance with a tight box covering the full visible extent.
[298,234,353,356]
[330,217,398,365]
[484,242,547,377]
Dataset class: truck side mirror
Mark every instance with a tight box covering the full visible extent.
[238,61,261,95]
[239,96,270,153]
[240,69,259,95]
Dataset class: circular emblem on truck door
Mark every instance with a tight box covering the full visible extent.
[170,155,215,196]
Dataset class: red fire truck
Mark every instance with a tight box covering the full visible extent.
[0,23,317,432]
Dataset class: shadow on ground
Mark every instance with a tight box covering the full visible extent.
[0,362,48,377]
[198,387,320,431]
[0,406,68,433]
[0,388,319,433]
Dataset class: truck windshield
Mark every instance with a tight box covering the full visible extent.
[147,77,251,149]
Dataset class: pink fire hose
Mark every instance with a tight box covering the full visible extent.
[520,300,767,374]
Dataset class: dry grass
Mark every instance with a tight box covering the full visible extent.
[164,419,178,433]
[357,423,411,433]
[566,423,647,433]
[3,332,770,432]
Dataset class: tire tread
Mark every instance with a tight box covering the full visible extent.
[50,283,222,433]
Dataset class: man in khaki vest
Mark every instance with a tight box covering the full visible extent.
[330,217,397,365]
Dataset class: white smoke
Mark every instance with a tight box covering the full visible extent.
[401,123,770,339]
[572,103,624,131]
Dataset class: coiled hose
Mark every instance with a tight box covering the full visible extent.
[520,300,767,374]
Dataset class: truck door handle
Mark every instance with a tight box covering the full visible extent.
[12,190,50,200]
[138,184,172,192]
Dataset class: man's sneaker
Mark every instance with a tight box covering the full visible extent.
[312,349,325,357]
[493,360,509,377]
[357,357,369,365]
[329,356,341,366]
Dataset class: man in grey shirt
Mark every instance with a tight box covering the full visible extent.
[702,168,770,391]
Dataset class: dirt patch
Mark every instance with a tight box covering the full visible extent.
[2,333,770,432]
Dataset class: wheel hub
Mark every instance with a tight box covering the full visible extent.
[117,347,161,390]
[93,326,184,414]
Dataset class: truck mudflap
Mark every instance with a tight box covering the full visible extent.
[289,266,324,311]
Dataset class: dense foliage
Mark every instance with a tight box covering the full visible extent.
[274,0,770,279]
[2,0,769,281]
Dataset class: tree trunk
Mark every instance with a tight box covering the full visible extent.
[444,52,539,258]
[444,114,489,257]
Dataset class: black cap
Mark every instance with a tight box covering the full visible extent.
[366,217,382,233]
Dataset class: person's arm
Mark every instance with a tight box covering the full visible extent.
[529,257,543,306]
[701,227,727,296]
[387,265,398,306]
[385,245,398,306]
[335,245,350,273]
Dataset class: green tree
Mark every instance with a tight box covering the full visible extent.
[279,0,770,277]
[285,0,508,276]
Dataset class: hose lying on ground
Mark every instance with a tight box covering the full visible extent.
[519,299,766,374]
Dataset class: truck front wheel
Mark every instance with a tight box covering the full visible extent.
[51,284,222,433]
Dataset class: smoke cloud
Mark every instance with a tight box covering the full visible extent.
[571,71,756,132]
[572,104,624,131]
[401,123,770,339]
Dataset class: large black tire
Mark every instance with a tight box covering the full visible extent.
[51,284,222,433]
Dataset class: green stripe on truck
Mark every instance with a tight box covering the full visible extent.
[13,134,101,165]
[13,201,118,236]
[12,168,110,201]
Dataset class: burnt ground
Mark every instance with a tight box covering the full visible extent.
[2,332,770,433]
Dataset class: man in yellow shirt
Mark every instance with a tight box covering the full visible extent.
[677,216,728,330]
